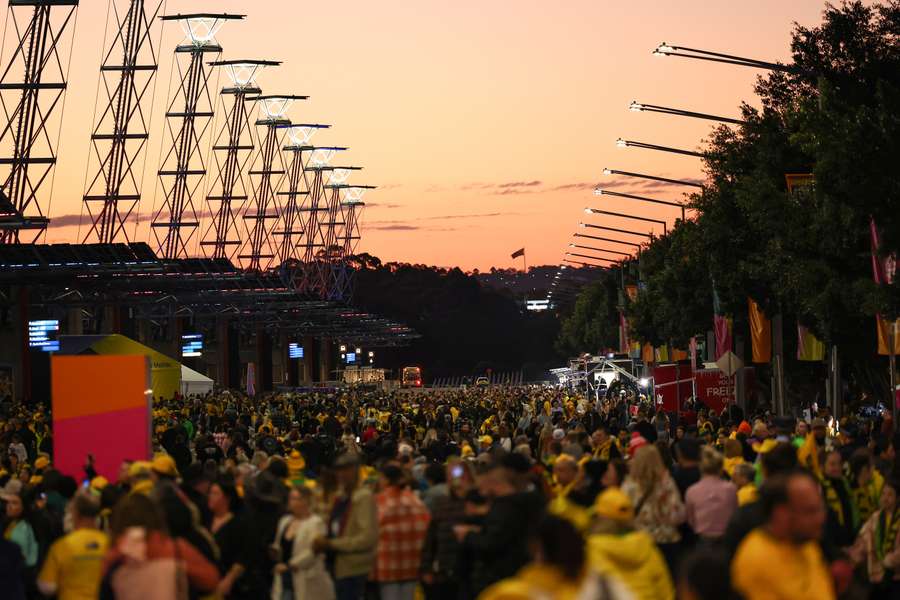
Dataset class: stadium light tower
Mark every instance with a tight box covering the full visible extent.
[81,0,166,245]
[298,146,346,297]
[238,94,306,270]
[277,123,329,267]
[616,138,703,158]
[200,59,279,259]
[152,13,243,259]
[0,0,79,243]
[331,183,375,301]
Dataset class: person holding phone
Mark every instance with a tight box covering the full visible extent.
[419,460,472,600]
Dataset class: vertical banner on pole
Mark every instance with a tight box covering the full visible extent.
[748,298,772,363]
[52,355,151,480]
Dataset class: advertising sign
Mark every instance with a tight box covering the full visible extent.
[52,355,152,480]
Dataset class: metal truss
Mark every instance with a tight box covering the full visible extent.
[238,94,304,270]
[151,13,242,259]
[81,0,165,244]
[296,146,344,297]
[199,59,276,259]
[0,0,79,243]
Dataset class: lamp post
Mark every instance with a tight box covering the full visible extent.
[629,101,745,125]
[565,252,620,264]
[568,243,631,257]
[579,222,653,239]
[573,232,642,248]
[652,42,796,73]
[616,138,704,158]
[594,188,686,222]
[602,168,702,189]
[585,207,668,235]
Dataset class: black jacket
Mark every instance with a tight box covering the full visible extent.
[463,491,545,596]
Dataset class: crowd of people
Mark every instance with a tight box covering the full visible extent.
[1,384,898,600]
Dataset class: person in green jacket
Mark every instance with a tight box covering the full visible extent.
[586,487,674,600]
[2,480,38,568]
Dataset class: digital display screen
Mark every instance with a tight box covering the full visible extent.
[29,319,59,352]
[288,343,304,359]
[345,352,356,363]
[181,334,203,357]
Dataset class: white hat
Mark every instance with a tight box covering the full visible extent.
[0,479,23,501]
[552,428,566,441]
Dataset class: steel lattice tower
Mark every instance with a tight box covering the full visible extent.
[297,146,344,297]
[81,0,165,244]
[199,59,276,259]
[237,94,303,271]
[0,0,79,243]
[321,166,359,299]
[273,122,326,266]
[330,183,372,301]
[151,13,242,259]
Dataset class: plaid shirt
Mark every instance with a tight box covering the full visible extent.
[372,486,431,582]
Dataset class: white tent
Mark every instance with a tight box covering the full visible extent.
[180,364,213,397]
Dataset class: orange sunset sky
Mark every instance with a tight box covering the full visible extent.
[4,1,851,270]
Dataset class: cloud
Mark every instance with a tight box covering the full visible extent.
[366,224,421,231]
[46,213,88,228]
[496,180,542,189]
[365,202,405,209]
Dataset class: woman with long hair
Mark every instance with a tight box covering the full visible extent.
[621,445,685,573]
[100,493,219,600]
[270,485,334,600]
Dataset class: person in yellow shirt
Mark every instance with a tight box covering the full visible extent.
[732,463,759,506]
[586,487,674,600]
[731,471,835,600]
[38,492,109,600]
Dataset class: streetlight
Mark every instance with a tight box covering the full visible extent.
[565,251,620,263]
[568,243,631,257]
[573,232,642,248]
[652,42,796,73]
[585,207,669,235]
[616,138,704,158]
[603,168,702,189]
[579,222,654,239]
[594,188,686,222]
[629,100,745,125]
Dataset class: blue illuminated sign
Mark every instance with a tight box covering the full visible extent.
[28,319,59,352]
[181,333,203,357]
[345,352,356,363]
[289,343,304,359]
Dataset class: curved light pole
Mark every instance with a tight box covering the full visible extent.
[568,243,631,257]
[594,188,686,222]
[653,42,795,73]
[603,168,702,189]
[585,207,668,235]
[573,232,641,248]
[579,222,653,239]
[629,100,745,125]
[616,138,703,158]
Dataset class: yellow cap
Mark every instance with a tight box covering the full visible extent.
[128,460,152,479]
[91,476,109,491]
[151,454,179,478]
[479,435,493,446]
[593,488,634,523]
[34,455,50,471]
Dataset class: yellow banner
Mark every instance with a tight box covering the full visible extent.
[797,325,825,361]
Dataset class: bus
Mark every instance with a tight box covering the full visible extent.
[401,366,423,388]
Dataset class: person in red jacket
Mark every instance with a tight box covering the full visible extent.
[100,493,219,600]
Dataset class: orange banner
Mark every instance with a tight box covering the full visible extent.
[748,298,772,363]
[877,316,900,355]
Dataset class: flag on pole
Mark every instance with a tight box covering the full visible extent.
[510,248,525,259]
[712,283,732,360]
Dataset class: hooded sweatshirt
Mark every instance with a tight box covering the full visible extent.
[587,529,674,600]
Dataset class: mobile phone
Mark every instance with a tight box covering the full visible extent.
[355,436,360,443]
[451,465,464,478]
